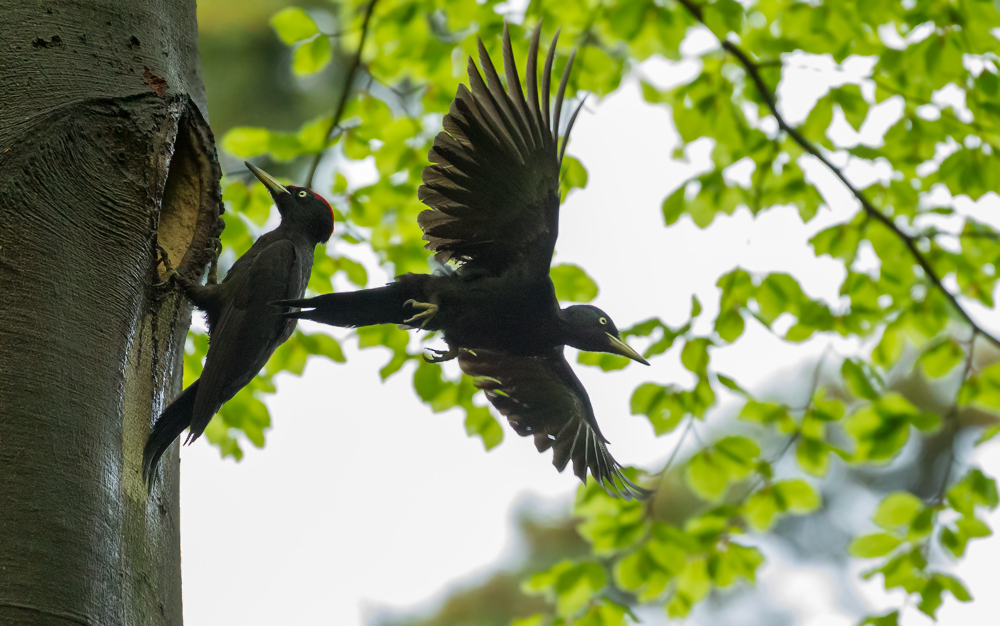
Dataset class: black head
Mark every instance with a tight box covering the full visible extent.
[561,305,649,365]
[246,162,335,244]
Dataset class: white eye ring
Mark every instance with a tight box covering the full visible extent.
[298,190,308,198]
[599,317,607,325]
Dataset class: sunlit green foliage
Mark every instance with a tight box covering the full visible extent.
[191,0,1000,622]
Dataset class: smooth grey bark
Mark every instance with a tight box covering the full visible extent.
[0,2,221,624]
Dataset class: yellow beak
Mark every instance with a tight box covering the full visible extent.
[606,333,650,366]
[245,161,289,196]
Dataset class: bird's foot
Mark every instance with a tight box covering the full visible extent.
[153,244,181,289]
[154,244,194,292]
[423,345,458,363]
[403,299,439,329]
[206,237,222,285]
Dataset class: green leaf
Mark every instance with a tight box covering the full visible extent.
[662,186,686,225]
[774,479,821,513]
[841,358,881,400]
[560,155,589,201]
[919,339,964,378]
[796,438,831,477]
[714,308,745,343]
[464,405,503,451]
[223,127,271,158]
[739,400,794,432]
[810,223,860,264]
[686,437,759,501]
[630,383,686,435]
[947,469,1000,516]
[337,256,368,287]
[978,424,1000,446]
[873,492,923,531]
[716,373,747,396]
[743,488,779,531]
[576,601,629,626]
[710,542,764,587]
[686,449,730,501]
[667,557,711,618]
[681,338,712,376]
[849,533,903,558]
[690,295,702,318]
[962,362,1000,410]
[271,7,320,45]
[860,611,899,626]
[702,0,743,37]
[333,173,348,194]
[935,573,972,603]
[577,350,630,372]
[831,84,868,131]
[551,263,599,303]
[558,562,607,617]
[872,323,905,368]
[714,436,760,478]
[845,393,939,462]
[293,35,332,75]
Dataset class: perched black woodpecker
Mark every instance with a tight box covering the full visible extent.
[142,162,334,485]
[279,25,653,499]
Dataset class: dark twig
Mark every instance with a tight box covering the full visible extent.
[736,350,828,503]
[305,0,379,188]
[658,415,697,477]
[674,0,1000,351]
[931,331,979,507]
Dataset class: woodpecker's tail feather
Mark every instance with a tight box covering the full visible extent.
[272,282,426,327]
[142,380,199,488]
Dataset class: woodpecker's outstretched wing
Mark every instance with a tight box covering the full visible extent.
[458,347,651,499]
[418,23,583,278]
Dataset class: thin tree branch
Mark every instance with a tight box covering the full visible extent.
[304,0,379,188]
[674,0,1000,351]
[658,415,697,477]
[736,350,828,503]
[931,331,979,508]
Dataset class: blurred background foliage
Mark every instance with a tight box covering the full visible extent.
[188,0,1000,623]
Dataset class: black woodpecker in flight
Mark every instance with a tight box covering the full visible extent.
[142,162,334,486]
[281,24,652,499]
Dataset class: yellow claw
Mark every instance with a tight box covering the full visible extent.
[403,299,439,329]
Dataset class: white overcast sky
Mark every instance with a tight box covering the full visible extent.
[181,29,1000,626]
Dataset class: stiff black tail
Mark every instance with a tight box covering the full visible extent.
[143,380,199,487]
[278,280,427,327]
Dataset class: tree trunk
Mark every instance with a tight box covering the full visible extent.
[0,2,220,624]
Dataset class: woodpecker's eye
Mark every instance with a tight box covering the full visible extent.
[599,317,607,325]
[298,190,308,198]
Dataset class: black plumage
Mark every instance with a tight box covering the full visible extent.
[142,162,334,485]
[284,24,651,499]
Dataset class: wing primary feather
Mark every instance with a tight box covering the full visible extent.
[464,63,521,161]
[566,420,584,470]
[477,37,531,158]
[525,23,543,143]
[502,24,536,150]
[595,440,611,491]
[620,471,654,500]
[454,82,503,149]
[559,95,587,169]
[609,461,630,501]
[555,414,575,439]
[541,29,560,134]
[604,466,626,500]
[552,48,578,143]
